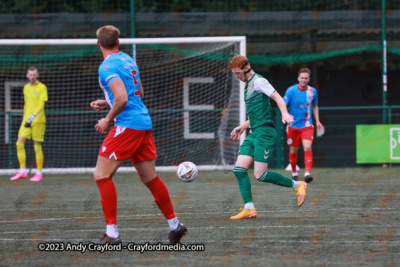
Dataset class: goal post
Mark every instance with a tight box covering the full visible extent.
[0,36,246,175]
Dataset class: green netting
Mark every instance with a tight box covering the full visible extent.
[0,0,385,13]
[249,46,383,65]
[0,47,99,64]
[0,0,398,101]
[1,0,397,66]
[1,0,400,171]
[0,43,237,68]
[0,41,242,170]
[0,1,130,13]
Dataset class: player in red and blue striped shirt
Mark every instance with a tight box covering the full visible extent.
[283,68,323,183]
[90,25,186,245]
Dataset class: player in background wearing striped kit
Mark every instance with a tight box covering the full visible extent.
[284,68,323,183]
[91,25,187,244]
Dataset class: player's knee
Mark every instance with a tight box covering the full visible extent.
[254,170,265,180]
[303,146,312,151]
[233,166,248,178]
[34,143,42,152]
[93,169,110,180]
[16,140,24,149]
[255,171,268,182]
[140,175,157,185]
[93,172,102,180]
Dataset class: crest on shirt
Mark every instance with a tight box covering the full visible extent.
[33,90,37,94]
[105,66,109,70]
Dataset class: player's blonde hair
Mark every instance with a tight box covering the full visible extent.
[96,25,120,49]
[230,55,249,69]
[298,67,311,76]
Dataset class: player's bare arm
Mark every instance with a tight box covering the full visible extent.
[270,91,294,126]
[95,79,128,134]
[230,120,250,141]
[312,105,323,130]
[139,78,144,99]
[90,99,108,111]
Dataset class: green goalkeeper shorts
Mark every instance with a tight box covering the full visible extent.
[238,125,276,163]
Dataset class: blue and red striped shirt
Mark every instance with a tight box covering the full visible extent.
[283,84,318,128]
[98,51,152,130]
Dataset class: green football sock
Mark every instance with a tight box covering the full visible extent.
[257,170,294,188]
[233,166,253,204]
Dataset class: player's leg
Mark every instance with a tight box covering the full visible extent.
[135,159,187,244]
[254,161,294,187]
[230,154,257,219]
[136,160,177,222]
[10,123,30,181]
[10,137,28,181]
[135,159,177,224]
[287,126,301,181]
[93,126,134,245]
[289,146,299,180]
[230,133,257,220]
[302,140,313,183]
[254,161,307,207]
[301,126,314,183]
[131,130,187,244]
[30,123,46,182]
[93,156,124,244]
[254,126,307,207]
[16,137,27,170]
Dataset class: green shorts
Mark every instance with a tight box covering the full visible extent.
[238,125,276,163]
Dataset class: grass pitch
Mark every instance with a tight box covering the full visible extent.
[0,167,399,266]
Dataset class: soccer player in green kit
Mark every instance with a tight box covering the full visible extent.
[229,55,308,219]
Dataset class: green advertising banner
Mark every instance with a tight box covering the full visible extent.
[356,125,400,163]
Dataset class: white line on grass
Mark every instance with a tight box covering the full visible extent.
[2,223,400,235]
[0,207,397,223]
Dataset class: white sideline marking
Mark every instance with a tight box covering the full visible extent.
[0,207,397,223]
[0,207,395,214]
[0,165,235,175]
[2,223,399,235]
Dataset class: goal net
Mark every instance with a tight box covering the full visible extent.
[0,37,245,174]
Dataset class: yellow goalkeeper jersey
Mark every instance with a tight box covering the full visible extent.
[23,81,48,123]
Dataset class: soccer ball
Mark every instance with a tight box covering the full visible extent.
[177,161,198,183]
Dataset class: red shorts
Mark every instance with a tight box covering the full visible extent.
[286,126,314,146]
[99,126,157,165]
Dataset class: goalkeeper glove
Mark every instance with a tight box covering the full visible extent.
[24,113,37,128]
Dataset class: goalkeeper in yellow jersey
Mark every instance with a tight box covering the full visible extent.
[10,66,48,182]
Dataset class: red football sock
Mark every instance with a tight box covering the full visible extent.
[305,150,313,173]
[96,178,117,225]
[145,176,176,220]
[289,151,298,173]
